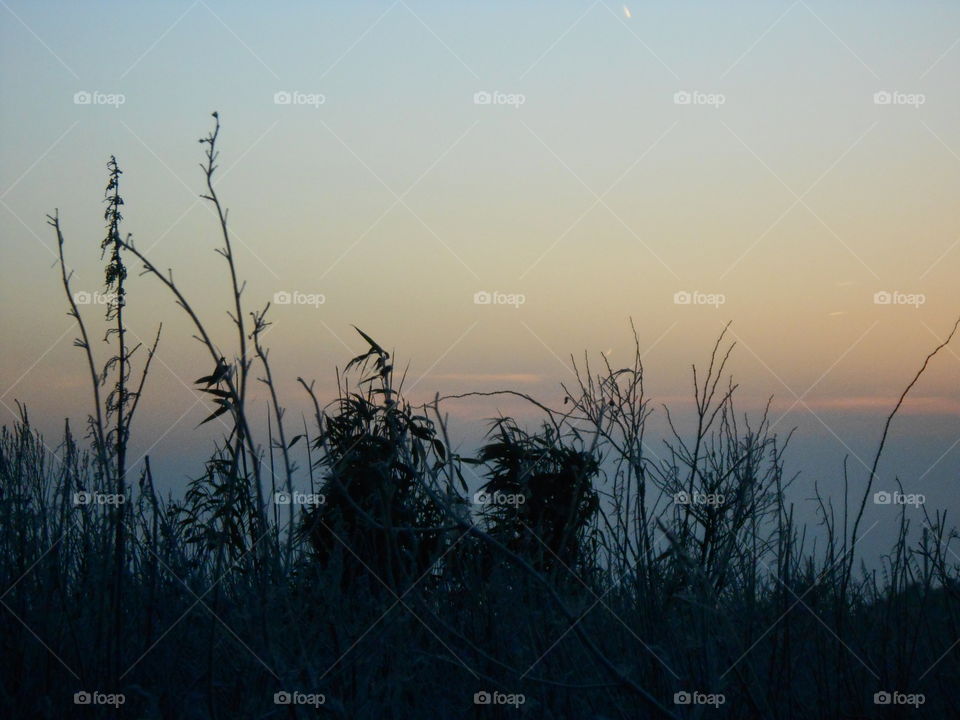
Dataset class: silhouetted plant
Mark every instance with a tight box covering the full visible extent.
[300,328,453,591]
[100,156,132,678]
[121,114,271,567]
[476,418,600,575]
[47,156,162,684]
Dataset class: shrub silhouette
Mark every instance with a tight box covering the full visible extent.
[475,418,600,575]
[300,329,451,591]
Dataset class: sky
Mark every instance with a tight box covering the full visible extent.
[1,1,959,549]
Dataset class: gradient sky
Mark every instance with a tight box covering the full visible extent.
[2,1,959,549]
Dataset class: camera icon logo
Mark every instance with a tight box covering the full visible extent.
[873,91,892,105]
[274,691,292,704]
[673,91,692,105]
[674,491,690,505]
[473,91,492,105]
[874,491,892,505]
[74,691,92,704]
[274,91,292,105]
[474,691,492,704]
[73,491,92,505]
[874,691,891,705]
[674,691,692,704]
[673,291,692,305]
[274,492,292,505]
[873,291,892,305]
[74,91,92,105]
[74,291,92,305]
[273,291,292,305]
[474,291,492,305]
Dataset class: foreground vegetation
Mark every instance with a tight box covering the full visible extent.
[2,115,958,719]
